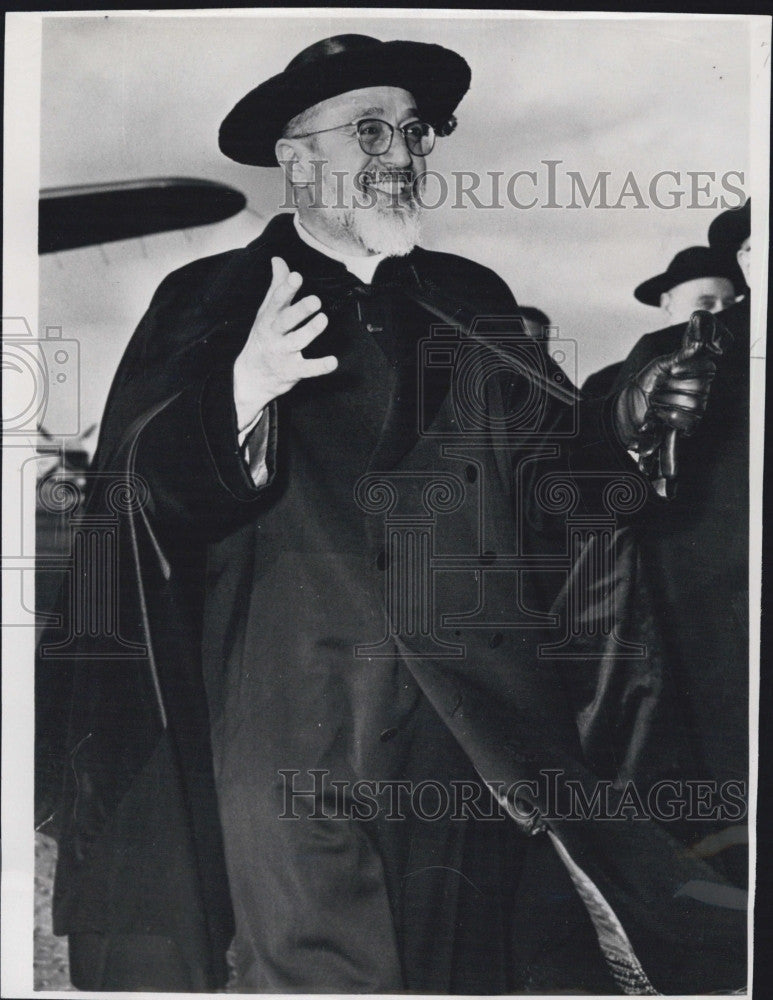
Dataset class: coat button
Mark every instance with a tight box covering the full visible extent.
[465,464,478,483]
[380,727,398,742]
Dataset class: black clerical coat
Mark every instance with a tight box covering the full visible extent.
[36,214,746,994]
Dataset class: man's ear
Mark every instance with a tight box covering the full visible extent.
[275,137,311,186]
[659,290,672,316]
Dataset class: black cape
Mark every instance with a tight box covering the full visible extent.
[36,215,747,993]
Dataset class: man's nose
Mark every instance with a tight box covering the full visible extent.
[379,129,413,168]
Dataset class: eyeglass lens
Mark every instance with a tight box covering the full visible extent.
[357,120,435,156]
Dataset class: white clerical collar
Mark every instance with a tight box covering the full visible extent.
[293,213,385,285]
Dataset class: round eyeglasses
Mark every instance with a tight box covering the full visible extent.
[288,117,436,157]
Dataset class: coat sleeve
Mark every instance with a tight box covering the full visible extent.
[97,256,278,545]
[127,366,278,541]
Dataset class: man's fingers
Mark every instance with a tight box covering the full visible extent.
[264,263,303,315]
[654,376,714,398]
[275,295,323,335]
[649,367,715,435]
[650,390,709,413]
[667,355,717,379]
[284,312,329,351]
[266,256,291,302]
[679,311,733,356]
[254,257,293,320]
[297,355,338,380]
[707,319,734,355]
[270,256,290,286]
[676,338,701,362]
[649,402,704,436]
[681,311,714,349]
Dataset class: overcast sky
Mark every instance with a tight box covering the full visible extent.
[36,12,756,441]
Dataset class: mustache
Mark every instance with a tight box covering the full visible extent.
[356,169,418,187]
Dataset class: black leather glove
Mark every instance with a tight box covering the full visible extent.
[614,311,726,454]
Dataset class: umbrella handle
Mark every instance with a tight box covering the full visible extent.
[659,427,679,498]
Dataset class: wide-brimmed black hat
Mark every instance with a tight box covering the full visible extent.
[708,198,750,250]
[634,245,742,307]
[219,34,471,166]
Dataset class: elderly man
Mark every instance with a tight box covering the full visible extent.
[37,35,733,994]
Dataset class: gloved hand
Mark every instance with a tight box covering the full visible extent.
[613,311,726,454]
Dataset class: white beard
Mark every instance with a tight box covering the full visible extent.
[343,201,422,256]
[311,173,423,257]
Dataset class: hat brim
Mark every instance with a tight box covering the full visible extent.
[635,266,743,307]
[219,40,471,166]
[634,272,675,307]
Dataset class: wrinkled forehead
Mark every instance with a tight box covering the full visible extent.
[299,86,419,128]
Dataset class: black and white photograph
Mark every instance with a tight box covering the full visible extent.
[2,8,770,997]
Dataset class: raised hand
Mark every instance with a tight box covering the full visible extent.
[614,311,721,452]
[233,256,336,430]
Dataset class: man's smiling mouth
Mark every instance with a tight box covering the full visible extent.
[358,170,416,199]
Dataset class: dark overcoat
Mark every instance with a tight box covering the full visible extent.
[612,299,750,889]
[36,214,747,994]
